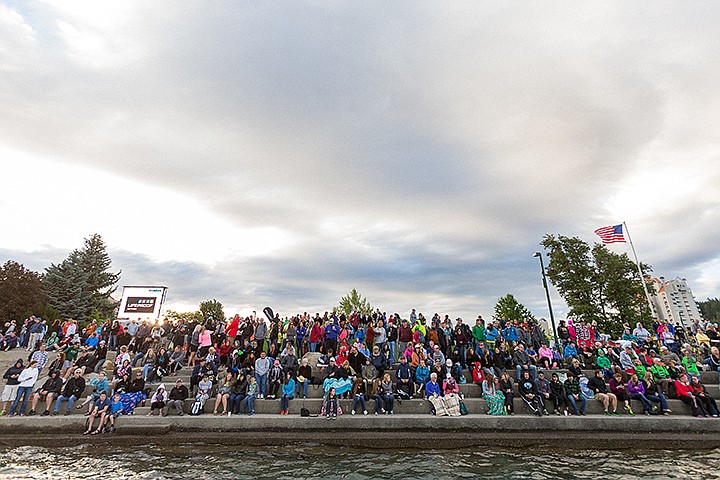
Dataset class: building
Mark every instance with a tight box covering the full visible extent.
[649,277,703,327]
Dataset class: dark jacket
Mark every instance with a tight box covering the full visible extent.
[40,375,64,395]
[168,385,189,401]
[587,376,609,394]
[62,376,86,398]
[3,362,24,386]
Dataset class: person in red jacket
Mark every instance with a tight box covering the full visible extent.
[225,315,240,344]
[675,374,708,417]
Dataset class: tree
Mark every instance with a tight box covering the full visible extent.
[338,288,373,316]
[44,234,120,321]
[699,298,720,323]
[0,261,46,326]
[199,299,224,322]
[78,234,121,318]
[44,250,92,321]
[541,234,652,337]
[166,310,200,324]
[494,293,535,323]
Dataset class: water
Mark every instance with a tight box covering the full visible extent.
[0,444,717,479]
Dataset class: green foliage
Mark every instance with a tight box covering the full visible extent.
[338,288,373,316]
[494,294,535,322]
[22,303,61,324]
[166,310,200,323]
[0,260,47,327]
[43,234,120,321]
[79,234,121,318]
[541,234,652,337]
[699,298,720,322]
[44,250,92,321]
[199,299,224,322]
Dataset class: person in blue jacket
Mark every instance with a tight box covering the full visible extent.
[503,324,519,346]
[279,373,295,415]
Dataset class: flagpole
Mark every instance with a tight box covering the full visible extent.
[622,222,655,319]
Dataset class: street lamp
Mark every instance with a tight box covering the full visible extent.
[534,251,559,348]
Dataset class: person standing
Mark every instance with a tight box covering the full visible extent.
[9,360,39,416]
[254,351,271,399]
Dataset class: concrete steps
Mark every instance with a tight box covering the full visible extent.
[128,396,699,416]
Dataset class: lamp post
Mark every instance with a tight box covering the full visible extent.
[534,252,559,348]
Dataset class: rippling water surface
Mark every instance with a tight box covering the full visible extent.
[1,444,718,479]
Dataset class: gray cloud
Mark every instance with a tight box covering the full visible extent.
[1,1,719,316]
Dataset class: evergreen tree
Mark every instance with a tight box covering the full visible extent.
[43,234,120,321]
[338,288,373,316]
[44,250,92,320]
[79,234,121,317]
[494,293,535,322]
[0,261,46,326]
[699,298,720,323]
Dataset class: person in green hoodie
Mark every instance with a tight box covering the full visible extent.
[681,347,701,379]
[471,317,486,351]
[595,348,612,378]
[650,358,672,396]
[45,332,59,351]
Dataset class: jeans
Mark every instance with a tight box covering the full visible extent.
[567,394,587,414]
[296,379,310,398]
[131,353,144,367]
[381,394,394,413]
[10,386,32,414]
[309,342,317,353]
[54,394,79,413]
[229,393,245,414]
[631,393,654,413]
[516,364,537,381]
[646,393,668,412]
[142,364,154,380]
[387,341,397,362]
[353,394,366,412]
[255,373,267,397]
[240,395,255,414]
[109,334,117,351]
[280,394,293,411]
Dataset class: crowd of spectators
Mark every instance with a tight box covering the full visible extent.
[1,310,719,429]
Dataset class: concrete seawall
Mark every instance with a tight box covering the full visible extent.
[2,414,720,450]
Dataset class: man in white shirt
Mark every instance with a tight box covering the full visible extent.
[9,360,39,416]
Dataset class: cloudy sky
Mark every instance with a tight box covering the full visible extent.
[1,1,719,320]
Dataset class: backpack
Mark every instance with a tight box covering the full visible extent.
[300,407,310,417]
[190,400,203,416]
[459,400,469,416]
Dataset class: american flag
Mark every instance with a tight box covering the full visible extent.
[594,224,626,244]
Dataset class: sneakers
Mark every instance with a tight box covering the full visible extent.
[0,410,5,416]
[604,410,610,416]
[624,404,634,415]
[351,410,356,415]
[363,410,368,415]
[41,411,49,417]
[27,410,35,416]
[326,415,331,420]
[612,411,621,417]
